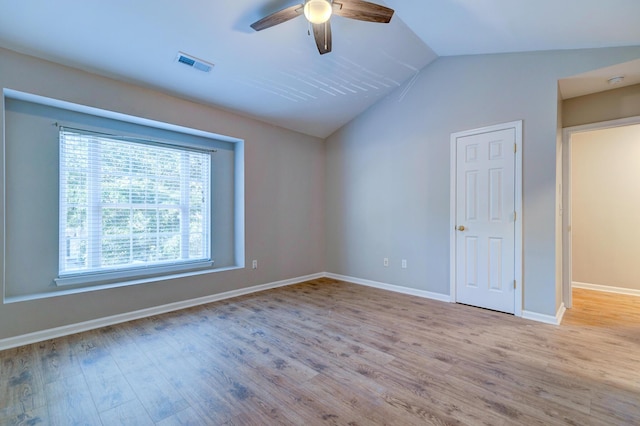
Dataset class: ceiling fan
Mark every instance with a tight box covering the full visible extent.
[250,0,394,55]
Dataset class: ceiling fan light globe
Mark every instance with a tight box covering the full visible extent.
[304,0,332,24]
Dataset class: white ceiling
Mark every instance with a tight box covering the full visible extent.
[1,0,639,138]
[386,0,640,56]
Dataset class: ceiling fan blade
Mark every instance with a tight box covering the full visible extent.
[312,21,332,55]
[332,0,394,23]
[250,4,304,31]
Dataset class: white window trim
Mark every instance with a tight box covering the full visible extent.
[58,128,214,285]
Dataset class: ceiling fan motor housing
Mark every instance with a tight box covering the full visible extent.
[304,0,333,24]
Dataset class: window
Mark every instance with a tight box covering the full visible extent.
[58,128,212,282]
[3,90,243,300]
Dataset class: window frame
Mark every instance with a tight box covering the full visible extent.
[56,127,216,287]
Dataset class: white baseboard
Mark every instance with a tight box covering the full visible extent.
[572,281,640,297]
[327,274,571,326]
[325,273,452,303]
[0,272,324,351]
[522,302,565,326]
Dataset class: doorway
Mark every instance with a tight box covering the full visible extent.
[562,117,640,308]
[450,121,523,315]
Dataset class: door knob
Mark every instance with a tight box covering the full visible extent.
[457,225,465,231]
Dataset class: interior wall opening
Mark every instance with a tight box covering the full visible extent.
[562,117,640,310]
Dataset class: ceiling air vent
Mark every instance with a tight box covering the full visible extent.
[175,52,214,73]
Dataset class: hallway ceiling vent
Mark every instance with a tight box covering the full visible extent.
[175,52,214,73]
[607,75,625,86]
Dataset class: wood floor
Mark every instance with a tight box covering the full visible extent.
[1,279,639,425]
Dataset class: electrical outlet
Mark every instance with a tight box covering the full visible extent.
[383,258,389,267]
[252,260,258,269]
[402,259,407,269]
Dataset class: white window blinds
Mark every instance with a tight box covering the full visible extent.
[59,128,211,278]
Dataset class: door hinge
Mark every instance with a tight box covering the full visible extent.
[514,280,517,289]
[514,143,517,153]
[514,211,517,221]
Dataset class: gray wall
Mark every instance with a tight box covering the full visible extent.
[0,48,325,339]
[325,47,640,316]
[2,44,640,340]
[571,124,640,291]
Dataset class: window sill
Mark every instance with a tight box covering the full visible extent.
[55,261,215,287]
[4,265,243,304]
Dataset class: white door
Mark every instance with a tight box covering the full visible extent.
[454,127,516,314]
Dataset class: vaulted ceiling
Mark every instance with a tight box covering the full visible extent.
[1,0,639,138]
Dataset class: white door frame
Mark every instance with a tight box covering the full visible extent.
[561,115,640,309]
[450,120,523,317]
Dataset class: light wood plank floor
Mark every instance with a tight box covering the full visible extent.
[1,278,639,425]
